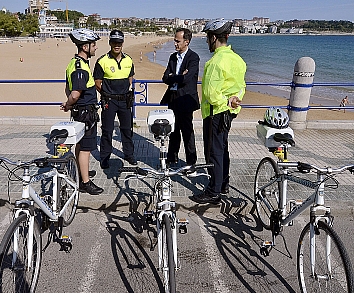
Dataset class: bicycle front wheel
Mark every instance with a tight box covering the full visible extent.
[162,214,176,293]
[0,213,42,293]
[57,153,79,226]
[254,157,281,229]
[297,221,354,293]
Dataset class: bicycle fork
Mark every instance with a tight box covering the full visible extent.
[157,210,178,271]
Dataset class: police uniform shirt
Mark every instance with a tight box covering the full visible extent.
[93,51,134,95]
[66,55,97,106]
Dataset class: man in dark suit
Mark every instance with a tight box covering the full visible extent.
[161,28,200,166]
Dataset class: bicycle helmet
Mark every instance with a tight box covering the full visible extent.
[68,28,100,46]
[264,107,289,129]
[202,18,233,35]
[109,29,124,42]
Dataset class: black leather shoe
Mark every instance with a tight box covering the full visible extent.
[100,160,109,169]
[124,156,137,165]
[79,180,104,195]
[190,192,221,205]
[88,170,96,178]
[221,186,229,195]
[166,159,178,166]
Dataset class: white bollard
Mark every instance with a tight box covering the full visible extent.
[288,57,315,130]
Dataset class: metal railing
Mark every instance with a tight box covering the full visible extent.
[1,79,354,113]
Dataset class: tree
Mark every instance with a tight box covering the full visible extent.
[22,14,39,36]
[0,11,22,37]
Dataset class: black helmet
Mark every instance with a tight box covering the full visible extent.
[109,30,124,42]
[202,18,233,35]
[68,28,100,46]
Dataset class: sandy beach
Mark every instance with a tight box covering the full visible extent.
[1,35,354,122]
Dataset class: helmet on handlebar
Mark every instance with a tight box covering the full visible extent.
[264,107,289,129]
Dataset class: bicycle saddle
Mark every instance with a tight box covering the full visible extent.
[273,133,295,146]
[49,129,69,144]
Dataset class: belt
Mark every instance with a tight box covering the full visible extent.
[102,92,128,101]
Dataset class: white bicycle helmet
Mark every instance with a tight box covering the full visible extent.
[264,107,289,129]
[202,18,233,35]
[68,28,100,45]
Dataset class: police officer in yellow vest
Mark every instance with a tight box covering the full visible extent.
[94,29,137,169]
[61,28,103,195]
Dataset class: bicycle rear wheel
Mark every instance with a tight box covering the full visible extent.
[57,153,79,226]
[297,221,354,293]
[161,214,176,293]
[254,157,281,229]
[0,213,42,293]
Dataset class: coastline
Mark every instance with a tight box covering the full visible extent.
[1,35,354,122]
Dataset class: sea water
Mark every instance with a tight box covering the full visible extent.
[147,34,354,106]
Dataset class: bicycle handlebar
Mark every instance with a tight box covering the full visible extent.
[118,163,214,177]
[278,161,354,174]
[0,156,71,168]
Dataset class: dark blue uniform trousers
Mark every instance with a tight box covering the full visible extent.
[100,99,134,162]
[203,113,231,196]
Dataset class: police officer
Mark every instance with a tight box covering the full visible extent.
[61,28,103,195]
[190,19,246,204]
[94,29,136,169]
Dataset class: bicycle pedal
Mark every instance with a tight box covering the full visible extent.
[177,218,189,234]
[144,211,154,224]
[60,235,72,243]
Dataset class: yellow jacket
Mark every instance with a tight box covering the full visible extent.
[201,45,246,119]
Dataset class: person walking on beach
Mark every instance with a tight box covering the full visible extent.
[190,19,246,205]
[161,28,200,166]
[93,29,137,169]
[61,28,103,195]
[340,95,349,113]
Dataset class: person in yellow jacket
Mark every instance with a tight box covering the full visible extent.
[191,19,246,205]
[61,28,103,195]
[94,29,136,169]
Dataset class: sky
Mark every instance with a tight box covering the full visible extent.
[1,0,354,22]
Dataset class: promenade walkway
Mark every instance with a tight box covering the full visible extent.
[1,120,354,210]
[1,120,354,292]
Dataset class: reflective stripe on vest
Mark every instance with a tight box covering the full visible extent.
[66,57,95,91]
[97,53,133,80]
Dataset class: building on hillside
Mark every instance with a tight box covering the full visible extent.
[28,0,49,13]
[38,22,73,38]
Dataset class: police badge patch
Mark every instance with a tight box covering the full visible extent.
[110,66,115,73]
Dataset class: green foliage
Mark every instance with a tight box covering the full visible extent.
[48,9,84,22]
[22,14,39,36]
[280,19,354,33]
[0,11,22,37]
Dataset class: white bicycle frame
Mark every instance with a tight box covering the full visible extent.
[12,164,78,270]
[157,177,178,271]
[271,161,345,277]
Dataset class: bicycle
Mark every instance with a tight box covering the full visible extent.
[119,109,212,293]
[254,129,354,293]
[0,122,83,292]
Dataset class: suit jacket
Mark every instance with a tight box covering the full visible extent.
[161,49,200,112]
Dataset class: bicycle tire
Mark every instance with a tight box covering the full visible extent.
[57,153,79,226]
[0,213,42,293]
[297,221,354,293]
[162,214,176,293]
[254,157,281,229]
